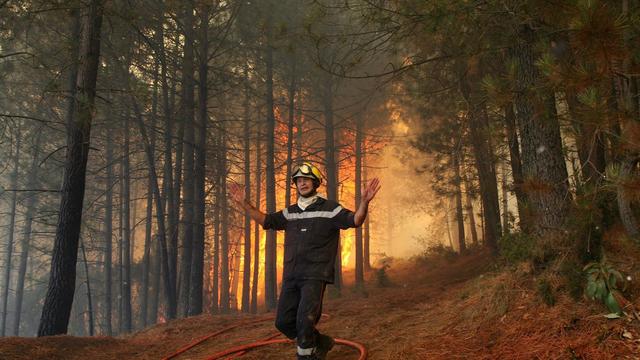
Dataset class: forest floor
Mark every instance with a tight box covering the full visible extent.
[2,237,640,359]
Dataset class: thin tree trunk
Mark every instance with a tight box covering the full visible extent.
[122,102,132,333]
[212,164,220,314]
[501,161,510,235]
[444,199,453,248]
[295,93,303,164]
[155,0,177,315]
[141,60,159,327]
[503,103,529,229]
[1,126,21,336]
[79,239,94,336]
[103,124,114,335]
[322,74,341,291]
[178,0,196,316]
[13,126,43,336]
[219,130,230,313]
[464,179,479,246]
[251,122,262,314]
[38,1,103,336]
[131,96,177,320]
[363,150,370,272]
[458,60,501,251]
[285,60,296,208]
[242,65,252,313]
[189,2,208,316]
[453,147,466,253]
[149,236,161,324]
[264,8,277,310]
[355,114,364,287]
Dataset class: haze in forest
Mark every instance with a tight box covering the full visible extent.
[0,2,639,359]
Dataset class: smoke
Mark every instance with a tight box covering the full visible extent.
[367,115,441,261]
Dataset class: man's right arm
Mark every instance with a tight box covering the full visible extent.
[237,199,266,226]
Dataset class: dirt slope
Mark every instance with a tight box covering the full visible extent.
[1,252,639,359]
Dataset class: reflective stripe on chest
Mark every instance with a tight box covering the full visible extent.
[283,206,342,220]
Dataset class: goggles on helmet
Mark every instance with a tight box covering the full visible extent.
[291,162,323,184]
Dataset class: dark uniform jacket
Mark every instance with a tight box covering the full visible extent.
[262,197,356,283]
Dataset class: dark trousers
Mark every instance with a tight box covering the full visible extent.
[275,278,327,349]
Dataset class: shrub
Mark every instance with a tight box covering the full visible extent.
[375,255,394,287]
[537,279,556,306]
[584,259,624,314]
[498,232,534,264]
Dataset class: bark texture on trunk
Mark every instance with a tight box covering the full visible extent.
[513,25,571,237]
[38,1,103,336]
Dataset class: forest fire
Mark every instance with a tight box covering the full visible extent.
[6,1,640,359]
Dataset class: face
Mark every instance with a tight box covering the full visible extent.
[295,177,316,197]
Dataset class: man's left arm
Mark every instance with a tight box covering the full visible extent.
[353,178,381,227]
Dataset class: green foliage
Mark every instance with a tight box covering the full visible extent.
[577,86,599,108]
[562,260,586,301]
[498,232,534,264]
[536,279,556,306]
[422,243,458,262]
[584,259,624,314]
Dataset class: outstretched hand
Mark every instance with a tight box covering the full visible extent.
[362,178,381,203]
[228,183,245,204]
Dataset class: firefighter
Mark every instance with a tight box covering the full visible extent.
[230,161,380,359]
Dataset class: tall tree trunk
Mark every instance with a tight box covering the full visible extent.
[503,103,529,229]
[242,65,252,313]
[118,152,124,333]
[295,93,303,164]
[501,161,510,235]
[458,59,501,251]
[131,96,177,320]
[444,199,453,248]
[453,147,466,253]
[251,122,262,314]
[513,25,571,237]
[219,130,231,313]
[355,114,364,287]
[285,59,297,208]
[155,0,177,315]
[178,0,196,316]
[1,126,21,337]
[79,239,94,336]
[212,165,220,314]
[13,126,43,336]
[464,178,479,246]
[103,124,114,335]
[264,8,277,310]
[322,74,341,291]
[122,104,132,333]
[149,236,161,324]
[38,1,103,336]
[141,60,159,327]
[189,2,208,316]
[363,150,371,272]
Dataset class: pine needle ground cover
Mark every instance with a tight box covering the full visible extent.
[0,250,638,359]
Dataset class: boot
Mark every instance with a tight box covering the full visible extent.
[315,334,335,360]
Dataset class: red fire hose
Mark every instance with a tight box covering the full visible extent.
[162,314,367,360]
[161,316,275,360]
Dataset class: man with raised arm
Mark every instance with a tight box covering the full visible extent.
[230,161,381,360]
